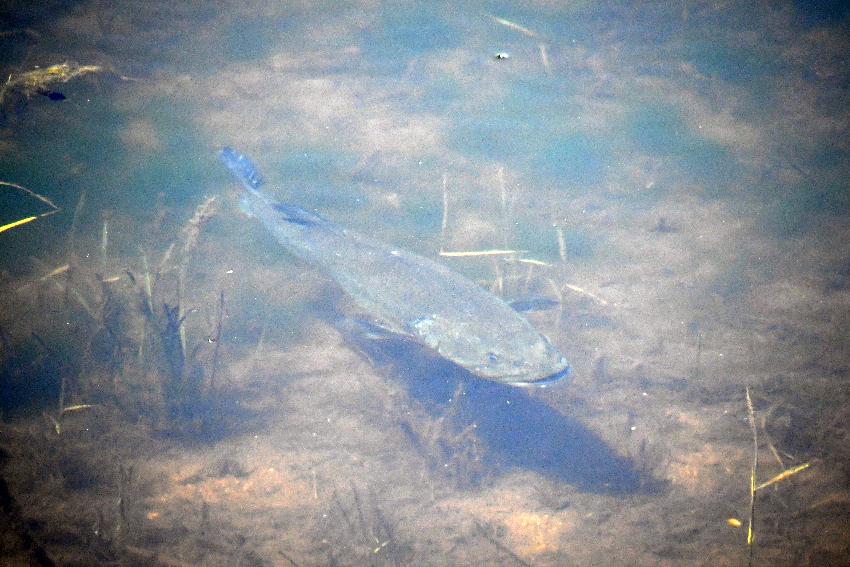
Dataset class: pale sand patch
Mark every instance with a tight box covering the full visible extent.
[440,490,579,560]
[503,510,574,556]
[634,74,764,159]
[196,53,448,160]
[150,459,312,514]
[666,444,742,495]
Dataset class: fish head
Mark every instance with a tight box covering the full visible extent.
[411,315,571,387]
[472,335,572,388]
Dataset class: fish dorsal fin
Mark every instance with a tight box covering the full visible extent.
[508,297,560,313]
[271,203,332,227]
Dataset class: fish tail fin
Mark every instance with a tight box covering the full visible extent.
[219,146,336,230]
[219,147,264,196]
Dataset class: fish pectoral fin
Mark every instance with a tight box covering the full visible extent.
[405,315,444,350]
[344,316,409,341]
[508,297,560,313]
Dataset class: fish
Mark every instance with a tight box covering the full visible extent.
[37,88,66,101]
[219,147,571,387]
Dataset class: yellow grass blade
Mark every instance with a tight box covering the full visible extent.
[755,462,811,491]
[61,404,95,414]
[0,215,37,233]
[1,180,61,234]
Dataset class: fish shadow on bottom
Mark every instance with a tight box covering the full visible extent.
[346,329,661,495]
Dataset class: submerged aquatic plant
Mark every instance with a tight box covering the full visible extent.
[127,196,223,428]
[396,382,487,490]
[323,482,413,565]
[4,193,224,433]
[0,61,127,118]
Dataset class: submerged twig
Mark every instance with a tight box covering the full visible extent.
[100,216,109,274]
[485,14,540,38]
[177,269,187,361]
[115,462,134,543]
[514,257,551,267]
[538,43,551,75]
[208,290,225,391]
[555,225,567,282]
[561,282,608,305]
[31,332,83,435]
[68,189,86,254]
[497,167,510,251]
[439,249,526,257]
[14,263,69,293]
[745,386,757,567]
[440,172,449,252]
[137,251,153,360]
[755,462,811,492]
[490,255,504,297]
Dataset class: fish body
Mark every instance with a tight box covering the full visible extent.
[219,147,570,387]
[37,88,66,101]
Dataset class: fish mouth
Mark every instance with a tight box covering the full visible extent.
[504,363,572,388]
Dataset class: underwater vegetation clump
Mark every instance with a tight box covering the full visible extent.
[0,61,119,118]
[1,193,228,435]
[127,195,224,427]
[395,381,488,490]
[320,482,415,565]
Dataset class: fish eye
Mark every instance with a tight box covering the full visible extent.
[486,352,500,363]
